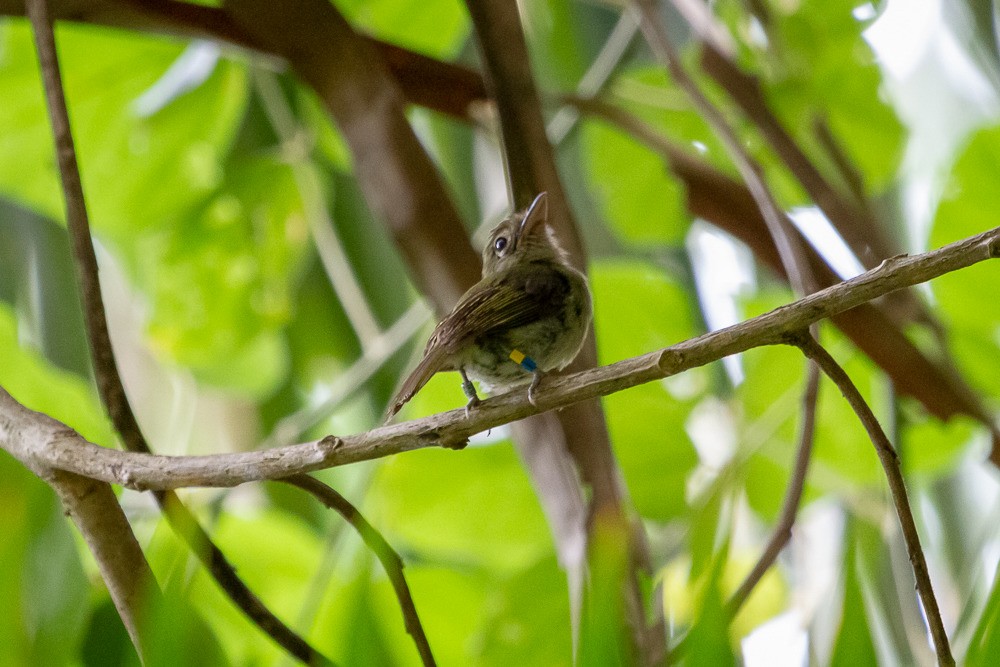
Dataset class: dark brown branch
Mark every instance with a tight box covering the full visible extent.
[0,0,488,120]
[633,0,817,298]
[794,333,954,666]
[464,1,660,660]
[9,224,1000,491]
[281,475,435,667]
[699,44,894,269]
[25,2,333,663]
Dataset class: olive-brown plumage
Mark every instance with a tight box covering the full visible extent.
[385,192,592,420]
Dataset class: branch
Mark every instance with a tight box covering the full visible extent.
[0,0,487,120]
[633,0,817,297]
[6,225,999,491]
[794,334,955,667]
[25,1,333,662]
[280,475,435,667]
[727,360,820,616]
[464,1,659,658]
[570,97,1000,461]
[0,387,162,659]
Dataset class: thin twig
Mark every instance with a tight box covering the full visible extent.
[8,225,1000,491]
[24,2,333,663]
[793,333,955,667]
[697,44,892,268]
[253,69,382,347]
[568,95,1000,458]
[632,0,816,297]
[281,474,436,667]
[727,360,820,615]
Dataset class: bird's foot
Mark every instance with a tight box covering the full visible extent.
[527,371,542,408]
[463,395,481,419]
[460,368,481,418]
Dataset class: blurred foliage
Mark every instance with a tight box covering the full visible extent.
[2,0,1000,665]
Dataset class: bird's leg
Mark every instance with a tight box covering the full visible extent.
[527,370,543,407]
[460,368,481,417]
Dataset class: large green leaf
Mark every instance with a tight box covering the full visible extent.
[0,456,90,667]
[367,443,553,572]
[150,507,326,665]
[0,303,114,446]
[0,23,248,234]
[582,118,688,246]
[930,125,1000,399]
[591,260,701,521]
[136,156,310,396]
[763,0,904,193]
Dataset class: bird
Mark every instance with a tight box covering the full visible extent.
[384,192,592,421]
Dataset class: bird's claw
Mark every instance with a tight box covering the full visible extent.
[527,371,542,407]
[464,395,481,419]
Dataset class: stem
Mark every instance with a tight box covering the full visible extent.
[281,475,436,667]
[794,333,954,667]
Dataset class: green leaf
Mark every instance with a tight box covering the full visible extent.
[335,0,468,58]
[0,455,90,667]
[966,558,1000,666]
[763,0,904,192]
[21,505,90,666]
[136,156,310,396]
[830,519,879,667]
[478,557,573,667]
[579,513,632,667]
[0,202,89,376]
[684,554,736,667]
[0,302,115,446]
[591,259,699,362]
[368,444,553,572]
[0,24,248,233]
[590,260,701,520]
[370,564,489,667]
[165,508,326,665]
[582,119,688,246]
[931,125,1000,399]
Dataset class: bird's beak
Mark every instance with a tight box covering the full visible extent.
[517,191,549,242]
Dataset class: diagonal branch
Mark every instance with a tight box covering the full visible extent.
[0,0,488,120]
[793,333,955,666]
[7,224,999,492]
[727,360,820,616]
[25,1,333,662]
[280,475,435,667]
[0,385,162,659]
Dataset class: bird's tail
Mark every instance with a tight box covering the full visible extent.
[384,346,447,423]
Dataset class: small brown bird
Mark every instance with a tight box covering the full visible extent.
[385,192,592,421]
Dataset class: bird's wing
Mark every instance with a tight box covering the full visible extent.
[429,278,557,352]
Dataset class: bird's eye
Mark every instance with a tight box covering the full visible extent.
[494,236,508,253]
